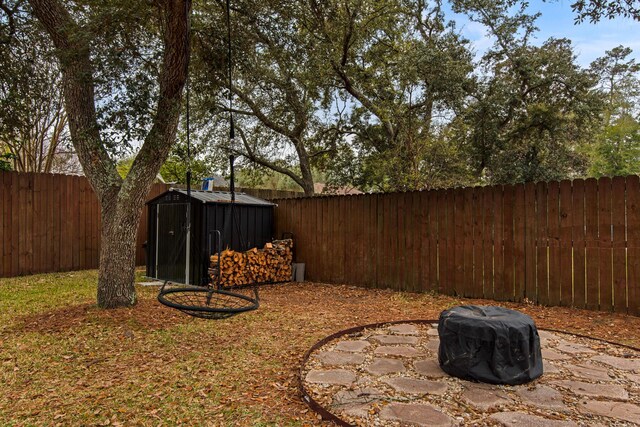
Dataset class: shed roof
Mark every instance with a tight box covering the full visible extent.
[168,188,275,206]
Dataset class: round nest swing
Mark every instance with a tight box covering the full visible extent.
[157,283,259,320]
[156,0,261,321]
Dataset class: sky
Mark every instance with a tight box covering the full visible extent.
[443,0,640,67]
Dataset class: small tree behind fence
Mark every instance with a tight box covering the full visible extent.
[274,176,640,315]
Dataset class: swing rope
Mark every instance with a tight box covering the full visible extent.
[226,0,236,202]
[157,0,259,319]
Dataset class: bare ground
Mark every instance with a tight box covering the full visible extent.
[2,279,640,426]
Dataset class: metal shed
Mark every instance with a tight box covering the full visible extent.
[145,189,275,285]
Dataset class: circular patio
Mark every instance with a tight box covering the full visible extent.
[300,320,640,426]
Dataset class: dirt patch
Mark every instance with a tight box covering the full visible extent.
[12,298,187,333]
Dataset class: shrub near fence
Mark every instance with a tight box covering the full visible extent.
[274,176,640,315]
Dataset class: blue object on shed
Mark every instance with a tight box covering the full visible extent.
[201,175,229,190]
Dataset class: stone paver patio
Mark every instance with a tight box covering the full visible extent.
[301,322,640,426]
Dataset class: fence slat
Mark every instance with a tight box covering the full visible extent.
[1,172,10,277]
[482,186,494,300]
[472,188,483,299]
[559,180,573,306]
[369,195,379,288]
[599,177,613,311]
[89,180,99,269]
[377,195,387,288]
[308,196,317,282]
[61,175,71,271]
[46,174,55,272]
[453,188,462,296]
[415,192,425,291]
[18,173,28,274]
[572,179,586,309]
[585,178,600,310]
[536,182,548,306]
[547,181,561,306]
[446,189,457,296]
[612,176,627,313]
[10,173,19,276]
[494,185,505,300]
[463,188,474,298]
[524,182,536,302]
[345,197,358,286]
[435,190,446,294]
[32,174,41,274]
[503,185,515,301]
[427,191,438,292]
[627,176,640,316]
[72,177,81,269]
[411,192,422,292]
[358,196,368,287]
[514,184,526,302]
[397,193,407,291]
[376,195,385,288]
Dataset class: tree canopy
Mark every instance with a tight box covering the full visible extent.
[3,0,640,309]
[571,0,640,23]
[167,0,640,193]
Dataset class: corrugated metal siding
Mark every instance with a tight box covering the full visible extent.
[170,189,275,206]
[205,204,273,252]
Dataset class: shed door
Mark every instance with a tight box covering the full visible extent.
[156,203,189,283]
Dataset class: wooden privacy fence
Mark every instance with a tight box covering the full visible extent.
[274,175,640,315]
[0,171,302,278]
[0,171,169,277]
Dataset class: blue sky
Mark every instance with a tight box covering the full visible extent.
[444,0,639,67]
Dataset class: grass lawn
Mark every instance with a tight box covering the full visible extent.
[2,270,640,426]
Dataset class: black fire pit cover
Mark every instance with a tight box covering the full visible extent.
[438,305,543,385]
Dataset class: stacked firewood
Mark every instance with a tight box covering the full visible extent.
[209,239,293,287]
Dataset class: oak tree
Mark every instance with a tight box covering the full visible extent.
[28,0,191,307]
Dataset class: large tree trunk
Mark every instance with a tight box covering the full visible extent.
[299,153,315,196]
[96,185,149,307]
[97,202,140,307]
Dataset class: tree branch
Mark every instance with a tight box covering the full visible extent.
[28,0,120,198]
[235,125,306,189]
[230,84,293,138]
[124,0,191,202]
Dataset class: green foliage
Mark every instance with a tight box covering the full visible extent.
[310,0,476,191]
[81,0,164,153]
[184,0,640,191]
[115,157,134,179]
[159,136,218,184]
[571,0,640,23]
[590,45,640,123]
[586,45,640,177]
[451,1,602,184]
[4,0,639,197]
[588,114,640,177]
[0,1,72,173]
[192,0,333,194]
[0,151,14,171]
[234,167,303,191]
